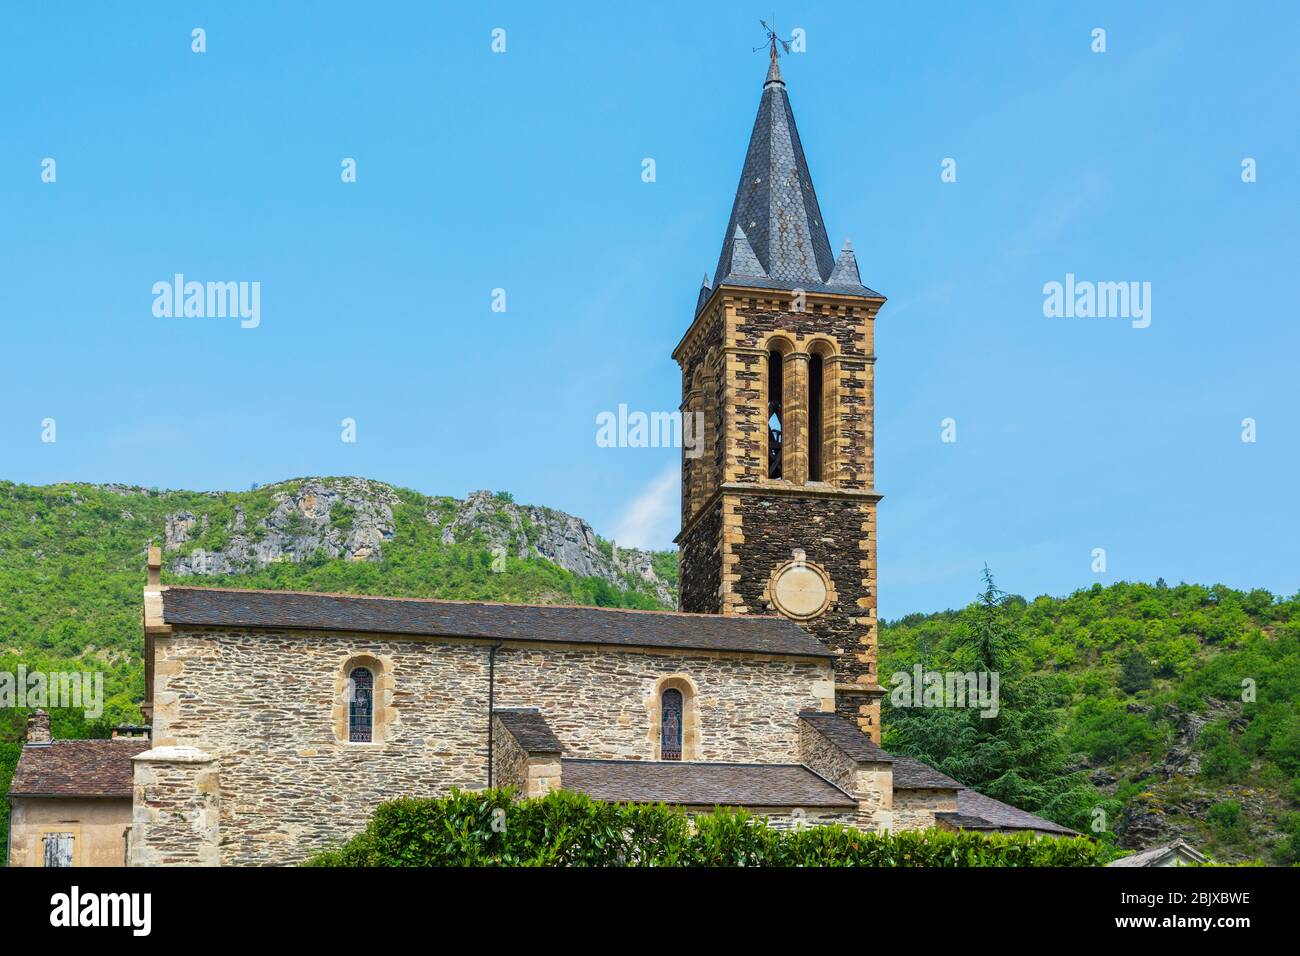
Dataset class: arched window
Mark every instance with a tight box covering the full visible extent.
[767,350,783,479]
[348,667,373,742]
[660,688,683,760]
[808,352,824,481]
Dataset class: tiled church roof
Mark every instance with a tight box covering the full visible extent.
[889,756,964,791]
[8,739,147,798]
[160,586,834,658]
[947,789,1077,836]
[560,758,857,808]
[705,46,882,304]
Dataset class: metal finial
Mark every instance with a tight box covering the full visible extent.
[756,20,792,86]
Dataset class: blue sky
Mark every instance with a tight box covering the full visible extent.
[2,2,1296,616]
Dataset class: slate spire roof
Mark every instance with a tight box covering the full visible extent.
[707,44,880,302]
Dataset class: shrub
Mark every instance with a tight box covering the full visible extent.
[1199,725,1252,783]
[1266,717,1300,775]
[1207,800,1243,840]
[1274,812,1300,865]
[303,789,1112,867]
[1067,698,1162,763]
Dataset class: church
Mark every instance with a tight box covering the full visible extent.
[6,47,1073,867]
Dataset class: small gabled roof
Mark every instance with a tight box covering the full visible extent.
[560,758,856,809]
[494,708,563,755]
[8,739,148,799]
[798,711,892,762]
[1106,840,1208,867]
[159,585,833,659]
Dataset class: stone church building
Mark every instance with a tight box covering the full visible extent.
[7,49,1073,867]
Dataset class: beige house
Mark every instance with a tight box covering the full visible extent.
[7,49,1078,867]
[6,711,148,867]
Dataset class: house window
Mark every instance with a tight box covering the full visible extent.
[661,689,683,760]
[348,667,374,742]
[44,833,74,868]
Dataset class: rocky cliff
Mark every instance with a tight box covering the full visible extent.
[163,478,677,607]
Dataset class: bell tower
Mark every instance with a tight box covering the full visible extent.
[674,45,888,739]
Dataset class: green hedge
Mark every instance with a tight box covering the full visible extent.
[303,789,1112,867]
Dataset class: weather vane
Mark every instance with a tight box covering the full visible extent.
[754,19,793,59]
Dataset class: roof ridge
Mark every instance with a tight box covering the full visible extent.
[799,762,859,802]
[160,583,801,625]
[562,757,809,770]
[160,585,834,657]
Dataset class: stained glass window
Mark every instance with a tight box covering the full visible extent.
[661,688,683,761]
[349,667,373,742]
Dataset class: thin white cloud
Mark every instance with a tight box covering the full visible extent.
[612,463,679,550]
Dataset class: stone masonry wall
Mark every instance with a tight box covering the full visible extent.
[730,494,878,692]
[678,302,723,528]
[798,719,858,793]
[678,502,722,614]
[151,626,834,864]
[709,807,861,831]
[892,789,959,832]
[492,643,833,763]
[151,628,492,865]
[491,716,528,794]
[129,748,220,866]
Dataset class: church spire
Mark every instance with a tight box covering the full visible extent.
[708,48,874,299]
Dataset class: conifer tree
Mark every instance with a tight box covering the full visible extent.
[883,567,1098,830]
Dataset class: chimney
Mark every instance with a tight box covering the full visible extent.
[112,725,152,741]
[26,709,52,746]
[147,545,162,587]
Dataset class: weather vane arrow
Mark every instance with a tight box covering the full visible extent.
[754,18,793,58]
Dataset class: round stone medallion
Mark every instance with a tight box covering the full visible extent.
[770,554,832,620]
